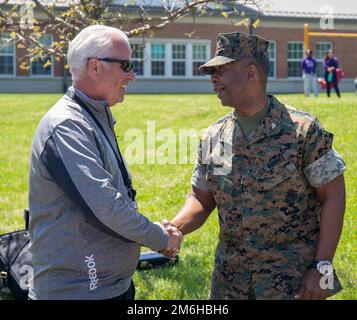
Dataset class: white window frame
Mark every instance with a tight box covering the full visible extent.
[130,38,211,79]
[172,44,186,77]
[130,43,145,76]
[192,44,210,77]
[30,34,54,78]
[268,40,277,79]
[287,41,304,79]
[150,43,166,77]
[0,33,16,77]
[315,42,333,78]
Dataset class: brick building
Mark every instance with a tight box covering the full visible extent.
[0,0,356,93]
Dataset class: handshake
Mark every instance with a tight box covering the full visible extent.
[159,219,183,258]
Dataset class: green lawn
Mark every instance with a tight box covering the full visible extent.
[0,92,356,300]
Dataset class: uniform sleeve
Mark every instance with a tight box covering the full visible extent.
[41,119,169,251]
[302,119,346,188]
[191,137,211,191]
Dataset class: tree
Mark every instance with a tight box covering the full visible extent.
[0,0,263,70]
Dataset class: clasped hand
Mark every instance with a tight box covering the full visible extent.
[159,219,183,258]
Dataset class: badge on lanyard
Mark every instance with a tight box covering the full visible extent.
[128,188,138,210]
[132,200,138,210]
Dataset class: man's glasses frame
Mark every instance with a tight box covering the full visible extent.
[88,57,134,73]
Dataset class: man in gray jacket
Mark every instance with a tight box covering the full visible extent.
[28,25,182,300]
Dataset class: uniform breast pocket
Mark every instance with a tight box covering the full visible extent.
[255,153,308,216]
[253,154,308,244]
[256,154,301,192]
[206,159,239,224]
[207,158,233,185]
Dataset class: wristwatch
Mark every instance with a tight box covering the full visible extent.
[315,260,333,276]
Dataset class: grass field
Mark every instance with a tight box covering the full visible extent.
[0,92,356,300]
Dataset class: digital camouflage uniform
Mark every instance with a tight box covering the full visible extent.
[193,32,346,300]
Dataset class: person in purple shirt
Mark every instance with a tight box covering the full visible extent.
[324,49,341,98]
[301,49,318,97]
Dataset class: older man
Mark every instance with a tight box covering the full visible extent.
[168,32,346,300]
[28,25,182,300]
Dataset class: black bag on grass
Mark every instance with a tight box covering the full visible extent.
[0,210,31,300]
[0,209,178,300]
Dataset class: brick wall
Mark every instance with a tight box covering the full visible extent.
[11,20,357,79]
[150,22,357,78]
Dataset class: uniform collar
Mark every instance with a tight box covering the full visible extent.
[230,95,282,146]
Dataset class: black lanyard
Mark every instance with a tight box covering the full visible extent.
[66,92,137,206]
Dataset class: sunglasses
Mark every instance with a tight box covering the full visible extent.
[88,57,134,73]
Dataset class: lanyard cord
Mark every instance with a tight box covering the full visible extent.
[67,92,137,203]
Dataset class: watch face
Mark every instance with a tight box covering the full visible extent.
[317,261,333,275]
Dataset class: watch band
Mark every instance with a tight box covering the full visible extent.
[315,260,333,276]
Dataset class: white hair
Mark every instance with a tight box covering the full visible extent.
[67,25,128,81]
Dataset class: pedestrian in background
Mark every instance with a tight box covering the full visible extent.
[301,49,318,97]
[324,50,341,98]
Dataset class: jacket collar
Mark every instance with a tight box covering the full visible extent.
[69,86,108,110]
[67,86,117,130]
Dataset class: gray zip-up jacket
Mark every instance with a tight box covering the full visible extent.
[28,87,169,300]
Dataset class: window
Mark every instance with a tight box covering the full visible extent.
[151,44,165,76]
[268,41,276,78]
[130,39,210,78]
[315,42,332,77]
[172,44,186,76]
[192,45,207,76]
[0,33,15,76]
[31,35,53,76]
[131,43,144,76]
[287,42,303,77]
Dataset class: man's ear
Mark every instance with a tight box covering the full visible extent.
[87,58,101,79]
[247,64,259,81]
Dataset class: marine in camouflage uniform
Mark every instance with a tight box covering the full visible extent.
[192,95,345,299]
[171,32,346,300]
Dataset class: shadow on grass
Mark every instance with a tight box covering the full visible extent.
[135,251,213,300]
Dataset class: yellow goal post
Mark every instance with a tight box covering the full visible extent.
[304,24,357,52]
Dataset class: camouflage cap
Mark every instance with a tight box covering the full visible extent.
[199,32,269,75]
